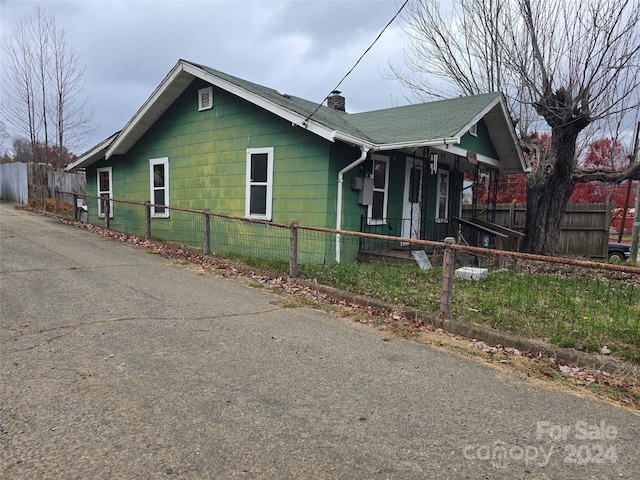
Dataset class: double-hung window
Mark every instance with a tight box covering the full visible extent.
[96,167,113,218]
[150,157,169,218]
[245,147,274,220]
[368,155,389,225]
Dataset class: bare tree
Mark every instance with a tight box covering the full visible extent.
[49,16,93,167]
[2,6,93,168]
[392,0,640,254]
[3,15,40,161]
[0,120,10,161]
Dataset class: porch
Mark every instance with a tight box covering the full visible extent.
[357,215,524,265]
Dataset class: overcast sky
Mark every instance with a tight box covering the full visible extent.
[1,0,412,154]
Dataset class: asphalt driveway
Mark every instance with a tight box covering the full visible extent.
[1,202,638,479]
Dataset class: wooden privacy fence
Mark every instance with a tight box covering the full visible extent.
[0,163,85,206]
[462,203,610,258]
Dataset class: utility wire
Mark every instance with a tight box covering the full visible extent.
[302,0,409,126]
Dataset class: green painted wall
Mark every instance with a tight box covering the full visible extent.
[86,79,346,263]
[85,79,471,263]
[459,119,499,159]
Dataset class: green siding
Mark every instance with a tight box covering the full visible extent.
[459,119,499,159]
[86,79,340,263]
[85,78,473,264]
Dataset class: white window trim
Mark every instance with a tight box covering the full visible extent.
[436,169,450,222]
[96,166,113,218]
[367,155,390,226]
[149,157,170,218]
[198,86,213,111]
[245,147,274,220]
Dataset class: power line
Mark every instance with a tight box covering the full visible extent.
[302,0,409,126]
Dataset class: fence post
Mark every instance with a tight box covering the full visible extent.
[54,190,59,214]
[104,198,110,229]
[144,202,151,240]
[439,237,456,321]
[203,209,211,256]
[289,219,298,279]
[72,193,78,221]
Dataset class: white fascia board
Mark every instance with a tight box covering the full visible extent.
[445,144,500,168]
[497,98,528,173]
[333,131,376,149]
[455,94,528,173]
[183,63,338,144]
[371,137,461,152]
[106,62,191,158]
[332,131,461,152]
[454,95,502,139]
[65,133,118,171]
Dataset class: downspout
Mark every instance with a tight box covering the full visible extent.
[336,146,369,263]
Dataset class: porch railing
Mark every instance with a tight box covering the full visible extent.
[359,216,454,251]
[359,215,526,252]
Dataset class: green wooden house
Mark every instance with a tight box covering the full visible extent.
[67,59,527,263]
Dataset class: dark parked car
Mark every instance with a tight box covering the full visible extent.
[608,242,631,262]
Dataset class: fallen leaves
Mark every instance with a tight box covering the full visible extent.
[468,339,639,410]
[55,214,639,411]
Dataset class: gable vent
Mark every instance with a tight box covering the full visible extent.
[198,87,213,111]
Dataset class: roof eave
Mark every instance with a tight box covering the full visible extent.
[372,137,461,152]
[105,60,340,158]
[182,63,338,143]
[453,94,502,140]
[332,130,461,152]
[453,93,528,174]
[65,132,119,171]
[106,61,192,158]
[495,96,528,173]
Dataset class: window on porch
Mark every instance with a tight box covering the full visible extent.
[368,155,389,225]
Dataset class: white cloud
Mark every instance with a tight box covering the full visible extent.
[0,0,411,153]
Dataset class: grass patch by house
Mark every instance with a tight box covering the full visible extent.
[297,261,640,364]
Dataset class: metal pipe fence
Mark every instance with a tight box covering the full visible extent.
[53,190,640,363]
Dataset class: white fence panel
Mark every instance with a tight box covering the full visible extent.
[0,163,29,204]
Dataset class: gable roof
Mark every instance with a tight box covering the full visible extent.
[67,59,527,173]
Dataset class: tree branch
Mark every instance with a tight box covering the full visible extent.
[574,161,640,183]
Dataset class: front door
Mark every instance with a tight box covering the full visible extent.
[402,157,423,240]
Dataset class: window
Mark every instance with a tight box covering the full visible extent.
[198,87,213,111]
[96,167,113,218]
[245,147,274,220]
[149,157,169,218]
[436,170,449,221]
[368,155,389,225]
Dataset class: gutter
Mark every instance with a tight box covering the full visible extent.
[332,132,460,152]
[333,137,460,263]
[335,146,369,263]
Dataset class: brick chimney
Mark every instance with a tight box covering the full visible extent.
[327,90,345,111]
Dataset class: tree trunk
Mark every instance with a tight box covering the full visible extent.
[522,126,578,255]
